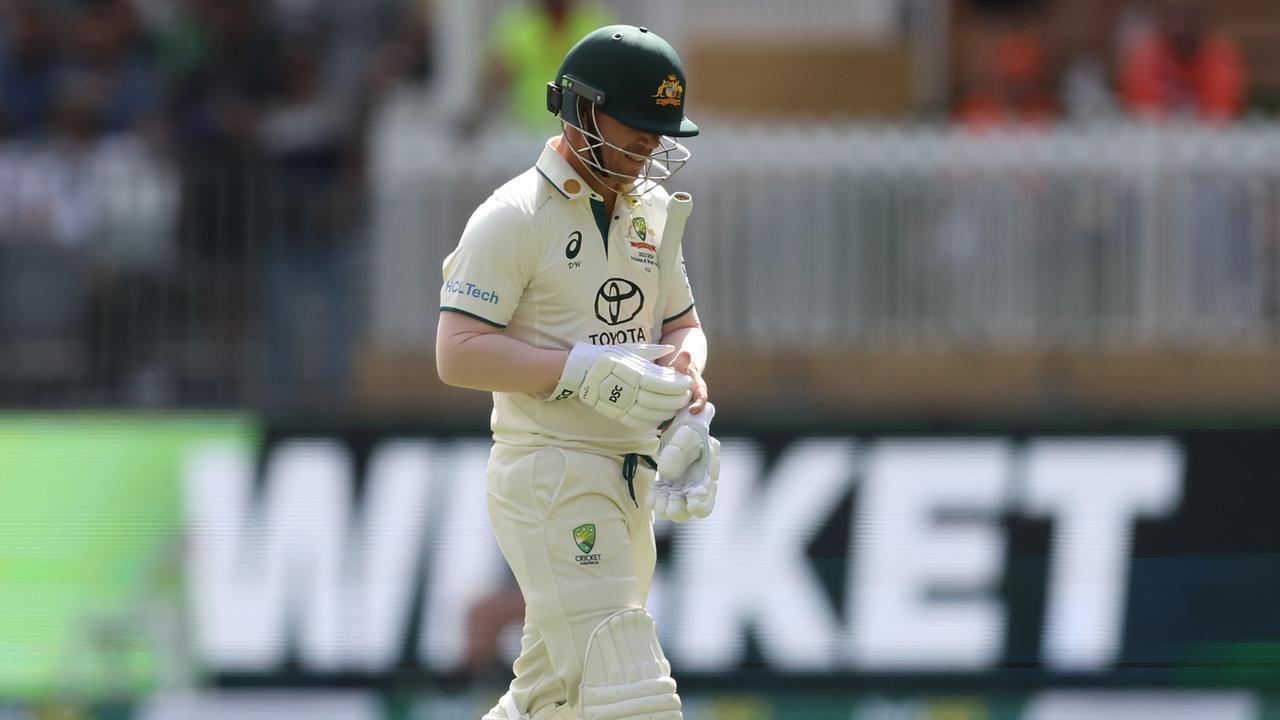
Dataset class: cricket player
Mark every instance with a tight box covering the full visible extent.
[436,25,721,720]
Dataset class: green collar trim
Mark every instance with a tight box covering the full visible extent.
[589,198,610,257]
[536,167,571,199]
[534,140,591,200]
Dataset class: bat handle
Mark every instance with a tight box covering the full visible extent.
[655,192,693,339]
[665,192,692,240]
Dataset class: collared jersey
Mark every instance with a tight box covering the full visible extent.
[441,139,696,456]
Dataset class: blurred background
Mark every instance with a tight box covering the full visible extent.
[1,0,1279,718]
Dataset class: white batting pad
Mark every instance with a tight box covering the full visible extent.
[579,609,683,720]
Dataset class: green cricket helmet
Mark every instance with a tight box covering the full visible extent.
[547,25,696,195]
[549,24,699,138]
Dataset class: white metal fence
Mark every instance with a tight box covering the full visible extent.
[3,118,1278,406]
[370,115,1280,352]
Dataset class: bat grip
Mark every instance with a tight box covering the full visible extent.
[654,192,693,339]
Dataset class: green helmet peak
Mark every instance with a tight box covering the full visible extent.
[548,24,699,138]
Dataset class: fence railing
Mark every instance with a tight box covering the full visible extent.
[2,121,1279,407]
[0,139,365,407]
[372,118,1280,353]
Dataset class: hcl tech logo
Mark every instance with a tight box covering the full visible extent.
[443,280,500,305]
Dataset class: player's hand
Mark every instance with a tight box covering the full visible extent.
[670,351,708,415]
[548,342,692,429]
[650,402,720,522]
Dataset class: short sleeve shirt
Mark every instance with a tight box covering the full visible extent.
[441,140,696,456]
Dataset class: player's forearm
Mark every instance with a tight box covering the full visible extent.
[658,325,708,372]
[437,331,568,394]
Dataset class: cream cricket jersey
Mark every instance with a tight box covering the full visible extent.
[441,139,696,456]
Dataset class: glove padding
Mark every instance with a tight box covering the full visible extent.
[651,403,719,522]
[548,342,692,429]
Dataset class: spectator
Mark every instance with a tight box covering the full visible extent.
[8,74,103,249]
[1059,3,1125,122]
[165,0,279,151]
[1120,0,1246,122]
[365,0,433,101]
[67,0,162,137]
[956,9,1057,128]
[257,33,358,406]
[461,0,616,138]
[162,0,281,402]
[0,74,103,398]
[0,0,65,138]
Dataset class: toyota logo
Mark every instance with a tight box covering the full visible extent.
[594,278,644,326]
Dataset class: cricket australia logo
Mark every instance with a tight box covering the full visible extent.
[574,523,600,566]
[594,278,644,326]
[628,216,657,266]
[629,215,660,252]
[653,74,684,107]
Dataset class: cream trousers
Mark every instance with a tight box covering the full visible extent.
[482,443,658,719]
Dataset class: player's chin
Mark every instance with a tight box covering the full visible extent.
[610,162,645,181]
[608,178,640,194]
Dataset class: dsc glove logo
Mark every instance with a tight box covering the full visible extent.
[594,278,644,326]
[574,523,600,566]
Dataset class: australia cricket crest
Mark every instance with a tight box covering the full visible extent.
[627,216,657,267]
[573,523,596,554]
[573,523,600,565]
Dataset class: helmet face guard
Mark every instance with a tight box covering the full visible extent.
[549,83,691,197]
[547,25,698,197]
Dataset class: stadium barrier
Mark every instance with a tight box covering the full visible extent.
[371,120,1280,351]
[2,123,1279,409]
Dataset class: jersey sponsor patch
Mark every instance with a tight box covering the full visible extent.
[589,327,647,345]
[594,278,644,326]
[443,279,500,305]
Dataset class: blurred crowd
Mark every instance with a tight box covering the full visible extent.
[0,0,1269,410]
[0,0,431,405]
[0,0,431,216]
[956,0,1249,128]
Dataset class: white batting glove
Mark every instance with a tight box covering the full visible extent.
[548,343,692,429]
[651,403,720,522]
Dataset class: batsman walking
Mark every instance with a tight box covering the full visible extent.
[436,25,722,720]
